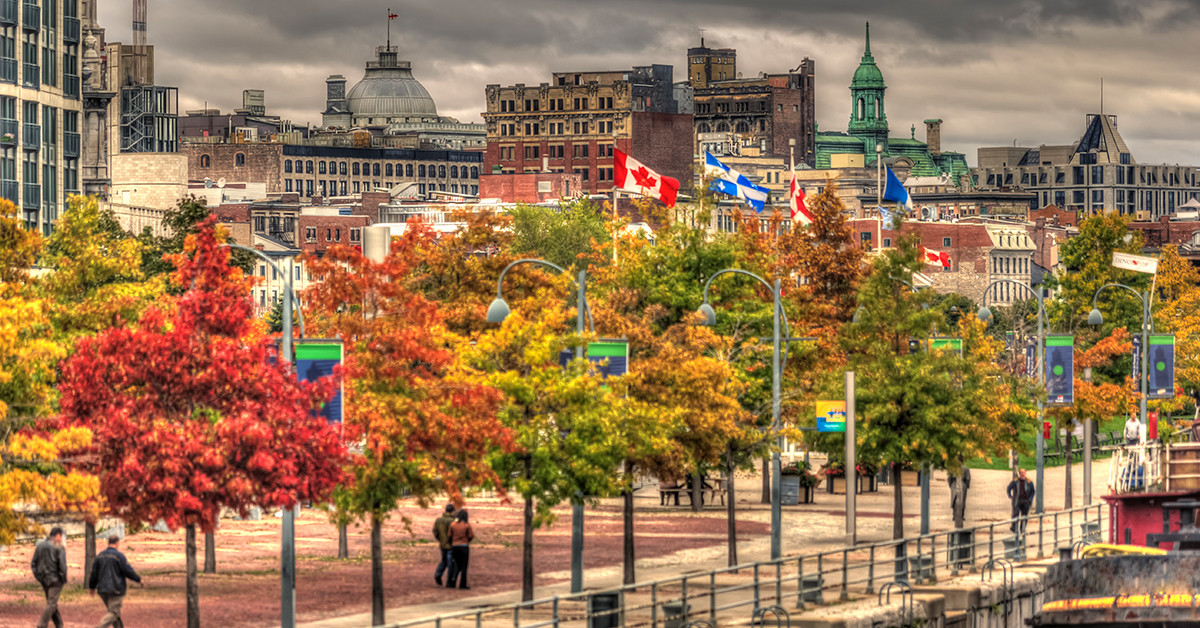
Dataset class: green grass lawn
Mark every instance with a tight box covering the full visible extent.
[965,416,1130,471]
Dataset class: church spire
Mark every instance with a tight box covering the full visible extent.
[864,21,872,60]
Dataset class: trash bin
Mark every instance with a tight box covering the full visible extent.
[662,602,690,628]
[948,530,974,567]
[589,593,621,628]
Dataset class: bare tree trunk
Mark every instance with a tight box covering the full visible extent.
[1064,431,1074,510]
[623,488,635,585]
[726,444,738,567]
[204,531,216,574]
[371,515,384,626]
[691,471,703,513]
[338,524,349,559]
[522,496,534,601]
[84,521,96,586]
[761,459,770,503]
[892,463,904,539]
[186,525,200,628]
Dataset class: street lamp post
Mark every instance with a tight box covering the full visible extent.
[978,279,1045,515]
[487,258,591,594]
[1088,283,1152,432]
[696,269,788,560]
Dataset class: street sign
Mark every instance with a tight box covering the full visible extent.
[1112,252,1159,274]
[930,337,962,356]
[294,340,344,424]
[1045,335,1074,406]
[817,400,847,433]
[558,339,630,378]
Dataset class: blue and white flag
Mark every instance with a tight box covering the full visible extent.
[883,166,914,211]
[878,205,898,229]
[705,152,770,212]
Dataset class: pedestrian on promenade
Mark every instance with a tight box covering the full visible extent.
[1006,468,1035,534]
[445,509,474,590]
[31,526,67,628]
[433,503,456,586]
[1125,414,1141,446]
[88,534,143,628]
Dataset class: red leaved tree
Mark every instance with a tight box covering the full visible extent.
[56,218,348,628]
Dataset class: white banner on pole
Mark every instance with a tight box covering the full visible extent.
[1112,252,1159,274]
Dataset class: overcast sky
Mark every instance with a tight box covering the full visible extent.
[98,0,1200,167]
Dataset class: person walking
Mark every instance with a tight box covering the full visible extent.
[88,535,143,628]
[1125,414,1142,446]
[1006,468,1036,534]
[31,526,67,628]
[433,503,456,586]
[445,509,474,590]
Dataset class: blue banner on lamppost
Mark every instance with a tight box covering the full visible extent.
[1046,335,1074,406]
[1132,336,1141,389]
[1025,338,1036,377]
[1148,334,1175,399]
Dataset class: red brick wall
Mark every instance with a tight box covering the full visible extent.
[298,214,371,256]
[770,88,808,162]
[212,203,251,224]
[183,143,284,193]
[479,172,585,204]
[1029,205,1078,228]
[629,112,694,195]
[355,192,391,224]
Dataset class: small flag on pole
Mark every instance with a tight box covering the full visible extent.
[389,12,398,19]
[883,166,914,211]
[705,153,770,211]
[614,149,679,208]
[921,246,950,269]
[789,170,814,225]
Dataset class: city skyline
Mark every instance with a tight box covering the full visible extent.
[98,0,1200,167]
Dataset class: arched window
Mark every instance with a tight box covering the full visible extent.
[736,121,749,133]
[438,165,446,178]
[373,163,380,176]
[339,162,347,175]
[385,164,393,177]
[716,122,728,132]
[875,98,881,119]
[698,123,711,133]
[284,160,293,173]
[353,163,360,175]
[200,154,211,168]
[306,160,313,174]
[319,161,327,174]
[470,166,478,179]
[857,98,865,120]
[451,166,459,178]
[406,164,413,177]
[235,153,245,167]
[419,165,426,177]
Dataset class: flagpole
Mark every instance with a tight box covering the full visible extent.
[612,128,619,265]
[789,141,795,230]
[875,143,882,220]
[387,7,391,49]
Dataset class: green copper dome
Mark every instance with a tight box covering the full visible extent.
[851,22,885,89]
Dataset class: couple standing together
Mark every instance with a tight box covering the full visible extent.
[433,504,474,589]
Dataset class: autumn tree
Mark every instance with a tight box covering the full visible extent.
[56,218,348,628]
[1154,245,1200,396]
[510,199,609,273]
[304,223,513,626]
[140,196,254,282]
[1047,212,1146,333]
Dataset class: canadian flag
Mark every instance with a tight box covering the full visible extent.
[921,246,951,268]
[789,170,814,226]
[615,149,679,208]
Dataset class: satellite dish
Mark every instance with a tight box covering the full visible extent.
[204,178,213,189]
[737,72,743,78]
[217,178,226,188]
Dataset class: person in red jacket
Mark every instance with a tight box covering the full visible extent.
[445,510,474,590]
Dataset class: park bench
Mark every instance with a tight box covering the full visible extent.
[659,478,728,506]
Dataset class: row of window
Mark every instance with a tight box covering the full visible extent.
[496,96,615,113]
[496,118,621,137]
[985,166,1198,188]
[497,142,613,162]
[0,0,81,97]
[697,120,767,134]
[2,97,78,234]
[992,256,1030,276]
[301,226,362,244]
[282,178,479,197]
[279,158,477,179]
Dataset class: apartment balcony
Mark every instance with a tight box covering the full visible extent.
[63,73,78,99]
[0,58,15,84]
[22,62,38,89]
[63,131,79,158]
[22,123,38,150]
[22,183,39,210]
[0,118,16,147]
[0,0,16,25]
[1,180,16,204]
[63,16,79,43]
[20,2,38,31]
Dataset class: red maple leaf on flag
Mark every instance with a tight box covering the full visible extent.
[631,165,658,189]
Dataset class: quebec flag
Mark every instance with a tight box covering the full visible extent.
[705,153,770,212]
[883,166,914,211]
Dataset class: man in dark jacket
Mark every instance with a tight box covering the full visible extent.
[1006,468,1036,534]
[88,535,143,628]
[31,526,67,628]
[433,503,456,586]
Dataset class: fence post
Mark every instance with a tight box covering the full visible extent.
[930,534,938,583]
[797,556,805,610]
[754,563,761,611]
[1038,514,1045,559]
[683,577,690,624]
[840,549,849,601]
[775,561,782,606]
[916,537,923,585]
[1054,512,1059,550]
[514,604,520,628]
[552,597,560,628]
[866,545,875,594]
[710,571,717,620]
[1069,508,1075,544]
[651,583,658,628]
[988,523,994,565]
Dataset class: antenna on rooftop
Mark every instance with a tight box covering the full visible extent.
[132,0,146,84]
[1100,77,1104,115]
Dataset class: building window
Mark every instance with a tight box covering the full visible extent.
[306,227,316,242]
[318,161,326,174]
[406,164,413,177]
[235,153,245,167]
[306,160,313,174]
[1073,190,1085,204]
[353,181,360,193]
[1073,166,1084,185]
[350,228,361,242]
[385,164,393,177]
[574,167,589,181]
[942,237,951,247]
[883,238,891,248]
[325,228,331,241]
[352,163,360,175]
[340,181,347,195]
[418,164,426,177]
[285,180,293,192]
[436,165,444,178]
[1091,166,1103,184]
[200,154,210,167]
[284,160,293,173]
[373,163,380,176]
[470,166,478,178]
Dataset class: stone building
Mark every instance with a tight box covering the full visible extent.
[973,113,1200,219]
[318,45,484,151]
[687,39,815,165]
[481,65,694,196]
[183,142,483,199]
[2,0,85,234]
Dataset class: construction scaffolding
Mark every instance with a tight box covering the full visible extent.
[121,85,178,153]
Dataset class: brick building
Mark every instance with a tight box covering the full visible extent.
[479,172,583,204]
[1028,204,1078,229]
[182,142,483,199]
[688,39,816,165]
[481,65,693,195]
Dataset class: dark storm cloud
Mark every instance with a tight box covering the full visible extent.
[98,0,1200,165]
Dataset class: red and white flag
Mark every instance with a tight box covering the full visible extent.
[921,246,950,268]
[615,149,678,208]
[789,170,814,226]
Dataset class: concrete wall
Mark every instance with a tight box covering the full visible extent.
[111,153,188,210]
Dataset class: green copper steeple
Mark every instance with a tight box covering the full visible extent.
[848,21,888,154]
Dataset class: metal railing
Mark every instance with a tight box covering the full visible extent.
[63,74,79,99]
[0,0,15,24]
[1,179,17,204]
[22,122,38,150]
[22,182,39,210]
[20,1,36,31]
[63,131,79,158]
[1108,444,1164,494]
[378,503,1104,628]
[63,15,79,43]
[22,62,38,89]
[0,57,14,84]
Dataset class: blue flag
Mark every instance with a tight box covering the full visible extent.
[705,152,770,212]
[883,166,914,211]
[878,205,898,229]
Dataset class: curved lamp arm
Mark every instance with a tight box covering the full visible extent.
[697,268,793,390]
[1089,282,1151,331]
[490,258,595,332]
[223,243,307,339]
[978,279,1045,323]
